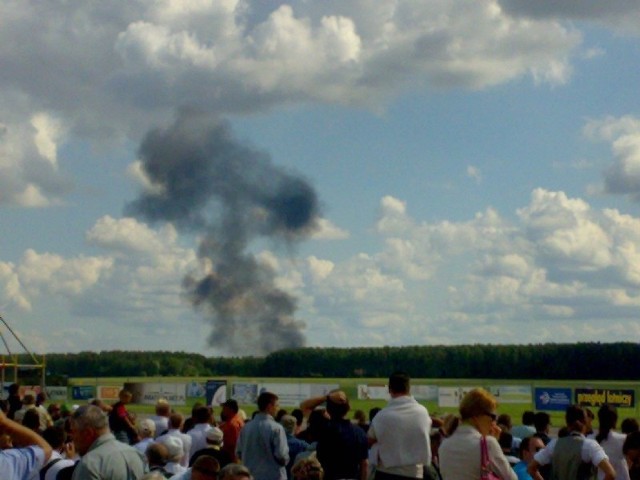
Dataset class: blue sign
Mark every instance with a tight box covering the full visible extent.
[71,385,95,400]
[534,387,572,411]
[205,380,227,406]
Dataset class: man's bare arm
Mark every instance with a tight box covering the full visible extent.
[0,410,52,461]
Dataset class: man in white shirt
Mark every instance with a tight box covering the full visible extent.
[528,405,615,480]
[368,372,432,480]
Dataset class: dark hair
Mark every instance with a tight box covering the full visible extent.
[522,411,535,425]
[565,405,586,427]
[534,412,551,432]
[519,437,532,458]
[192,455,221,477]
[622,417,640,435]
[169,412,184,429]
[275,409,287,423]
[624,431,640,455]
[257,392,278,412]
[42,426,65,449]
[369,407,381,422]
[498,431,513,451]
[557,426,570,438]
[22,409,41,431]
[497,413,512,430]
[326,397,350,420]
[194,405,212,424]
[291,408,304,426]
[388,371,410,394]
[596,405,618,444]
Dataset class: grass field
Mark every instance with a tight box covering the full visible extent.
[67,376,640,428]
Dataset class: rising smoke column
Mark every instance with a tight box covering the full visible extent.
[126,111,319,355]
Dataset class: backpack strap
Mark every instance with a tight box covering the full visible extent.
[40,457,63,480]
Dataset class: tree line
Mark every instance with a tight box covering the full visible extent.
[17,342,639,383]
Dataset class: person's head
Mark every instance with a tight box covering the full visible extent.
[459,388,498,436]
[42,426,66,450]
[138,418,156,439]
[497,413,512,431]
[119,390,133,404]
[257,392,279,416]
[281,415,297,436]
[155,399,171,417]
[290,408,304,428]
[22,392,36,406]
[326,391,350,420]
[519,436,545,464]
[353,410,366,425]
[565,405,587,433]
[596,404,618,443]
[22,409,41,432]
[8,383,19,395]
[625,431,640,468]
[440,413,460,437]
[141,473,169,480]
[0,433,12,449]
[70,405,109,456]
[221,399,239,421]
[36,392,47,406]
[169,412,185,430]
[369,407,381,423]
[146,441,169,467]
[206,426,224,447]
[388,371,410,396]
[275,409,287,423]
[522,410,535,426]
[160,435,184,463]
[291,456,324,480]
[622,417,640,435]
[191,455,221,480]
[48,403,62,420]
[219,463,252,480]
[194,405,212,424]
[534,412,551,434]
[498,431,513,454]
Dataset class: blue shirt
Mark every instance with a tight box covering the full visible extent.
[285,435,310,480]
[237,413,289,480]
[513,460,532,480]
[1,446,45,480]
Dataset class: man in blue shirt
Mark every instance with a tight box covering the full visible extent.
[0,407,52,479]
[513,436,545,480]
[237,392,289,480]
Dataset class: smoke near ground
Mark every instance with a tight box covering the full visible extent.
[126,111,319,355]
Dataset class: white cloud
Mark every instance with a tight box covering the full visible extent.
[467,165,482,183]
[584,115,640,200]
[311,218,350,240]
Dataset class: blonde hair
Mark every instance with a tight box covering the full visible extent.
[459,388,497,421]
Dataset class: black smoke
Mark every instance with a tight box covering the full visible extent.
[126,111,319,355]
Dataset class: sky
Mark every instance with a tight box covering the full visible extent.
[2,1,640,356]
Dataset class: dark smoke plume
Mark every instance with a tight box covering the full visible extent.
[126,111,319,355]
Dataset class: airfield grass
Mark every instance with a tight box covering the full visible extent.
[68,376,640,427]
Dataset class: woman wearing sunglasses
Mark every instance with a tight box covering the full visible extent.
[439,388,517,480]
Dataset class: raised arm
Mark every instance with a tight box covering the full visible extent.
[0,409,52,461]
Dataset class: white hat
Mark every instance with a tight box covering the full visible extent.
[138,419,156,436]
[160,436,184,461]
[206,427,224,445]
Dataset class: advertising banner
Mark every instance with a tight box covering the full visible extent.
[357,385,388,400]
[489,385,532,404]
[72,385,96,400]
[45,386,68,401]
[232,383,259,405]
[534,387,572,411]
[97,386,121,401]
[575,388,634,408]
[186,381,206,398]
[258,383,339,407]
[412,385,439,401]
[438,386,481,408]
[124,382,187,406]
[206,380,228,406]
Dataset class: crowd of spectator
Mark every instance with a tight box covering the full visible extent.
[1,374,639,480]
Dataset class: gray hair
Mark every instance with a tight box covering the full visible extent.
[219,463,253,480]
[72,405,109,431]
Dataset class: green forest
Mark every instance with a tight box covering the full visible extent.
[27,342,640,382]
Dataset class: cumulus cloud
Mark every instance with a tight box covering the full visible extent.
[0,0,588,208]
[497,0,640,33]
[584,115,640,200]
[263,190,640,347]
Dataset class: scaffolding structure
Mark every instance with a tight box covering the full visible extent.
[0,315,45,392]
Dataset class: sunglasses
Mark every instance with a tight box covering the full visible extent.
[484,412,498,422]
